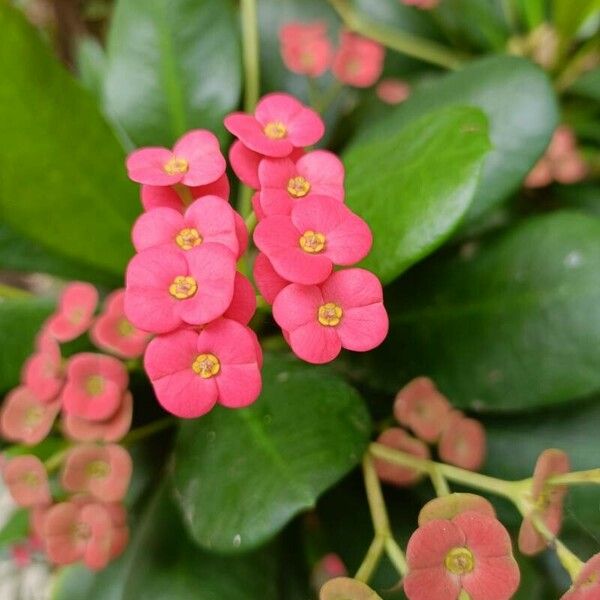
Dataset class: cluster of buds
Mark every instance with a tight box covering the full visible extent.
[279,21,410,105]
[374,376,486,486]
[226,92,389,364]
[1,283,145,570]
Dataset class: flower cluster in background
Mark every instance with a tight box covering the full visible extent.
[0,283,144,570]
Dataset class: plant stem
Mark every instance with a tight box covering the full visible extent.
[548,468,600,486]
[44,448,69,472]
[240,0,260,113]
[122,417,176,446]
[355,535,386,583]
[327,0,466,70]
[430,466,451,496]
[0,283,32,299]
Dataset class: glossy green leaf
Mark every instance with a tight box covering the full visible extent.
[356,55,559,223]
[0,296,53,392]
[0,509,29,547]
[553,0,600,38]
[570,67,600,101]
[104,0,241,147]
[344,106,490,284]
[354,212,600,411]
[52,486,277,600]
[0,5,137,276]
[172,353,371,553]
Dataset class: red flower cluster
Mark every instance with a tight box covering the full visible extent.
[374,377,486,485]
[226,93,389,364]
[1,282,141,570]
[124,130,262,418]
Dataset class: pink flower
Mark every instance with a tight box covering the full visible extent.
[61,353,129,421]
[279,21,333,77]
[253,252,290,304]
[404,511,520,600]
[90,290,150,359]
[311,553,348,592]
[144,318,262,418]
[393,377,452,442]
[561,552,600,599]
[61,444,132,502]
[3,455,51,507]
[376,78,411,104]
[46,282,98,342]
[254,196,372,285]
[554,154,587,184]
[126,130,226,187]
[43,501,113,570]
[132,196,239,257]
[124,244,236,333]
[320,578,382,599]
[257,150,345,216]
[105,503,129,560]
[0,387,60,445]
[223,273,257,325]
[272,268,388,364]
[140,173,230,211]
[518,448,570,556]
[525,159,553,188]
[224,93,324,158]
[21,334,63,402]
[332,32,385,88]
[418,493,497,526]
[252,192,266,221]
[62,391,133,443]
[438,412,486,471]
[401,0,440,8]
[374,428,430,486]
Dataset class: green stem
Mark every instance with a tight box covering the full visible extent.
[354,536,386,583]
[240,0,260,113]
[122,417,175,446]
[430,466,451,496]
[244,210,257,233]
[44,448,69,472]
[0,283,32,299]
[548,468,600,486]
[363,455,391,534]
[328,0,466,70]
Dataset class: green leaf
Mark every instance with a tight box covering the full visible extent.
[356,55,559,224]
[0,296,53,392]
[52,485,278,600]
[104,0,241,148]
[172,353,371,553]
[354,212,600,411]
[0,5,137,277]
[0,509,29,547]
[344,106,490,284]
[570,67,600,102]
[553,0,600,38]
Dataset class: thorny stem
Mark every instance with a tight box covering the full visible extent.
[327,0,466,70]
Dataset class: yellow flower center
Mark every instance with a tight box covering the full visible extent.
[24,406,43,428]
[263,121,287,139]
[117,317,135,337]
[169,276,198,300]
[318,302,343,327]
[192,353,221,379]
[163,157,189,175]
[85,375,105,396]
[582,572,599,588]
[86,460,111,478]
[299,230,326,253]
[73,522,91,541]
[23,471,40,487]
[68,307,85,325]
[444,547,475,575]
[175,227,203,250]
[287,176,311,198]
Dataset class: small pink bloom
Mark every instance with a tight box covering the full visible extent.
[320,578,382,599]
[376,78,411,104]
[132,196,239,257]
[418,493,496,526]
[548,125,577,161]
[61,444,132,503]
[253,253,290,304]
[234,210,249,258]
[105,503,129,560]
[144,318,262,418]
[273,268,388,364]
[374,428,430,486]
[518,448,570,556]
[61,353,129,421]
[401,0,440,8]
[62,391,133,443]
[404,511,520,600]
[140,173,230,211]
[525,159,553,188]
[1,387,60,445]
[561,552,600,599]
[3,455,51,507]
[279,21,333,77]
[44,501,113,570]
[90,290,150,359]
[124,244,236,333]
[46,282,98,342]
[224,93,324,158]
[30,504,51,540]
[254,196,372,285]
[438,412,486,471]
[21,341,63,403]
[332,31,385,88]
[223,273,257,325]
[11,541,32,567]
[252,192,266,221]
[126,130,226,187]
[311,553,348,592]
[257,151,345,217]
[554,154,587,184]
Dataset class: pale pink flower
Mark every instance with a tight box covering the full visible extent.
[253,252,290,304]
[124,244,236,333]
[320,577,382,599]
[225,93,324,158]
[105,503,129,560]
[374,428,430,486]
[273,269,388,364]
[311,553,348,592]
[223,273,257,325]
[252,192,266,221]
[376,78,411,104]
[279,21,333,77]
[418,493,496,526]
[126,130,226,187]
[254,196,372,285]
[438,412,486,471]
[525,159,553,188]
[144,318,262,418]
[3,455,51,507]
[21,334,63,403]
[61,353,129,421]
[46,282,98,342]
[332,32,385,88]
[561,552,600,599]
